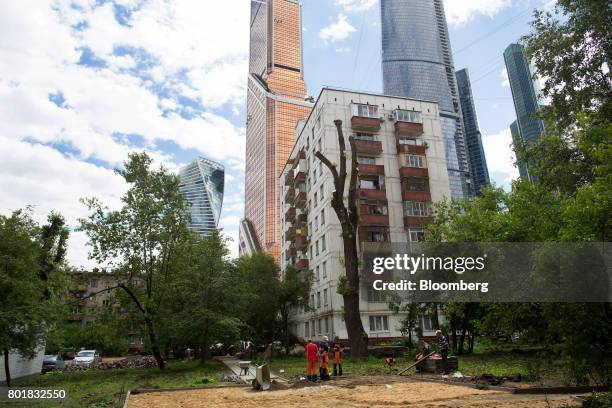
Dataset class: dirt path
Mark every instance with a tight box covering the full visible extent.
[128,379,576,407]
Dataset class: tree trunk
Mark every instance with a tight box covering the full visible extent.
[3,348,11,388]
[458,327,467,354]
[145,317,165,369]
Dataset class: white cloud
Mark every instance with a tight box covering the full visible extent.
[501,68,510,87]
[335,46,352,53]
[319,14,356,43]
[444,0,512,27]
[481,128,520,185]
[335,0,378,12]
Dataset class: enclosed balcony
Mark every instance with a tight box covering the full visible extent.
[284,187,295,204]
[358,163,385,176]
[285,245,297,259]
[294,191,307,208]
[354,139,383,155]
[394,109,423,136]
[284,171,294,186]
[402,190,432,202]
[295,212,307,228]
[397,143,427,155]
[358,226,390,243]
[404,216,432,228]
[399,167,429,178]
[360,213,389,226]
[295,234,308,251]
[351,103,381,132]
[285,206,296,223]
[296,258,309,272]
[293,170,306,186]
[285,226,296,241]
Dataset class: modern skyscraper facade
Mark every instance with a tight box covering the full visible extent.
[240,0,313,261]
[179,157,225,236]
[455,68,490,195]
[503,43,545,183]
[380,0,472,198]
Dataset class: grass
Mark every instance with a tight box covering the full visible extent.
[266,347,565,383]
[1,359,227,408]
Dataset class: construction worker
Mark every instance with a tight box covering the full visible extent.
[415,339,430,373]
[436,330,449,374]
[332,337,343,376]
[305,339,319,381]
[319,344,330,380]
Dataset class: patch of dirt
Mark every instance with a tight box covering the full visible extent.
[127,379,576,408]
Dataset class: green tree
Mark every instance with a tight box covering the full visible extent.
[79,152,191,369]
[278,265,311,354]
[233,252,280,346]
[163,230,241,363]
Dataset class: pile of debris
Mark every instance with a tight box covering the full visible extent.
[221,375,243,384]
[66,356,159,371]
[473,373,522,386]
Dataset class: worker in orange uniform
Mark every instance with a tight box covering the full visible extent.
[305,339,319,382]
[319,344,330,380]
[332,337,343,376]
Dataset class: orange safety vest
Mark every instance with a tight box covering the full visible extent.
[320,351,329,369]
[333,345,343,364]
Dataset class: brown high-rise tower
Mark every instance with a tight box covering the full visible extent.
[239,0,312,261]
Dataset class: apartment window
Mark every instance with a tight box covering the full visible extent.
[316,265,320,280]
[408,228,426,242]
[314,216,318,231]
[311,321,315,337]
[313,168,317,182]
[321,235,326,252]
[369,315,389,332]
[404,201,432,217]
[314,192,318,206]
[318,161,323,176]
[316,240,320,256]
[365,228,388,242]
[361,199,388,215]
[304,322,309,336]
[317,138,322,151]
[323,289,328,306]
[308,199,312,210]
[309,245,313,260]
[325,317,329,333]
[315,115,321,132]
[359,175,384,190]
[354,132,375,141]
[90,279,98,288]
[352,104,379,118]
[357,156,376,165]
[395,109,423,123]
[405,154,426,168]
[310,294,315,307]
[421,315,434,331]
[320,209,325,226]
[319,184,324,199]
[398,137,425,146]
[317,292,321,308]
[322,261,327,278]
[367,286,386,302]
[404,178,428,192]
[317,319,322,334]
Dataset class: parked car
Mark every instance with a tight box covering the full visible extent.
[42,354,65,373]
[72,350,101,367]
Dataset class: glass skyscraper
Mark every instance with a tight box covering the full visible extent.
[503,43,545,183]
[179,157,224,236]
[456,68,490,195]
[381,0,472,198]
[240,0,312,260]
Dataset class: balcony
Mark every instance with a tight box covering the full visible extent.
[296,258,309,272]
[285,207,296,223]
[354,139,382,155]
[284,172,294,186]
[351,116,381,132]
[296,212,307,228]
[285,245,297,258]
[358,164,385,176]
[293,171,306,186]
[286,226,296,241]
[284,187,295,204]
[295,235,308,251]
[394,121,423,136]
[358,188,387,200]
[358,226,390,243]
[359,213,390,226]
[397,143,427,155]
[399,167,429,178]
[294,191,307,208]
[404,216,432,228]
[402,191,432,202]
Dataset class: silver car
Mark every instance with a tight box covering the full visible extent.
[72,350,101,367]
[42,354,65,373]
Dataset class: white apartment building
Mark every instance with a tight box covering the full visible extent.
[280,88,451,343]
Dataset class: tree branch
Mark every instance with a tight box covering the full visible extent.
[66,285,122,306]
[118,283,146,315]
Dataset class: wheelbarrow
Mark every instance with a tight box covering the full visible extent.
[238,361,251,376]
[251,364,271,391]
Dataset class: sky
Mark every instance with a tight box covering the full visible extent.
[0,0,552,268]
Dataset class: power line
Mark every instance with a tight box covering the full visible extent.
[351,11,367,87]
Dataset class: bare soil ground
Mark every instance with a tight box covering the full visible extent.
[127,376,577,407]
